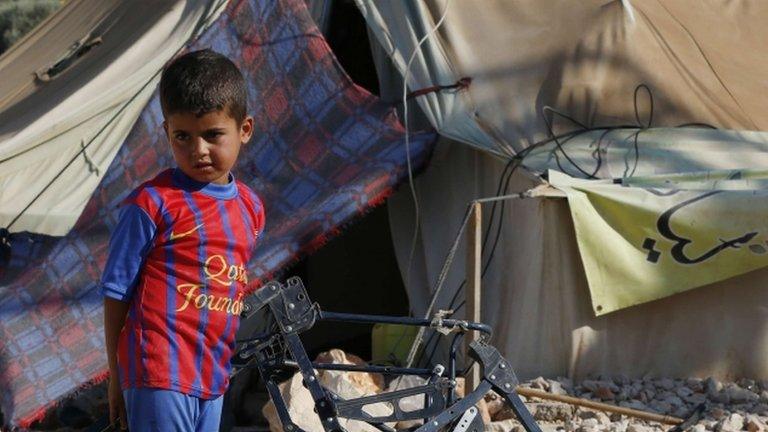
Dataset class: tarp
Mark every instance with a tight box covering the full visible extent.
[0,0,434,426]
[388,141,768,382]
[357,0,768,156]
[550,169,768,315]
[0,0,227,236]
[362,0,768,378]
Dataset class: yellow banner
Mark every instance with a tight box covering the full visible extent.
[549,170,768,316]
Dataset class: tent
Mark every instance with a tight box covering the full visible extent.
[0,0,434,427]
[356,0,768,380]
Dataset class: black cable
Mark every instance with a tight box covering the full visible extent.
[417,83,722,368]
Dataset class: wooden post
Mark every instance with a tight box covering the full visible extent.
[466,202,482,390]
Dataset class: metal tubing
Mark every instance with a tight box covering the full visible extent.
[282,360,434,376]
[448,333,463,405]
[319,311,492,335]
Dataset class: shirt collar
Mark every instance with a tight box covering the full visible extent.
[171,168,238,200]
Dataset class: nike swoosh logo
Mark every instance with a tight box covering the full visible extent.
[169,223,203,241]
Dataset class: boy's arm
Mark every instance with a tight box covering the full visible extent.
[104,298,129,429]
[99,203,157,428]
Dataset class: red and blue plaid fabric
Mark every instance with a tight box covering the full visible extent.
[0,0,434,427]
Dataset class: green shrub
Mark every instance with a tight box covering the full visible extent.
[0,0,62,55]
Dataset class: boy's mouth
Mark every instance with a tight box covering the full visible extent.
[194,162,214,169]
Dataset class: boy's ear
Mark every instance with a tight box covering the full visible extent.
[240,116,254,144]
[162,120,169,138]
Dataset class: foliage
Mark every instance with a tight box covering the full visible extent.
[0,0,62,56]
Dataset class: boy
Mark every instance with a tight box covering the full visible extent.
[100,49,265,431]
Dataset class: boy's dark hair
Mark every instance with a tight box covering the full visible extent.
[159,49,247,123]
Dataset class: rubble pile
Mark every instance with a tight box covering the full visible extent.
[25,350,768,431]
[500,375,768,432]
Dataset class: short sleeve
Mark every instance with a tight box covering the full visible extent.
[99,204,157,302]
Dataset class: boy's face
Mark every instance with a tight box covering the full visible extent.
[164,109,253,185]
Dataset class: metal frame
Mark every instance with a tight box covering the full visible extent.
[233,277,541,432]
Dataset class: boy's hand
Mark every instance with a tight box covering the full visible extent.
[108,377,127,430]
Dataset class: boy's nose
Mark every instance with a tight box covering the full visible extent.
[193,138,210,156]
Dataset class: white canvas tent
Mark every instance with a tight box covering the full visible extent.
[0,0,227,236]
[357,0,768,379]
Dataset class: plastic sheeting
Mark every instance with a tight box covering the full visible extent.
[0,0,227,235]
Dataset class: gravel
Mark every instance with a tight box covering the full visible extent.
[487,376,768,432]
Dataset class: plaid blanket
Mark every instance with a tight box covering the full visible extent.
[0,0,434,426]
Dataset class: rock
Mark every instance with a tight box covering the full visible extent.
[387,376,427,429]
[530,402,572,422]
[685,393,708,405]
[687,378,704,393]
[549,380,569,396]
[672,406,689,419]
[316,349,384,394]
[705,378,723,398]
[649,400,672,414]
[485,419,522,432]
[595,385,616,401]
[662,394,685,408]
[639,389,654,403]
[724,385,760,404]
[614,375,631,386]
[583,380,619,394]
[627,424,653,432]
[717,413,745,432]
[691,425,707,432]
[740,379,758,392]
[755,404,768,415]
[609,420,629,432]
[657,378,675,391]
[263,349,389,432]
[760,391,768,403]
[595,412,611,426]
[709,407,728,420]
[675,386,694,398]
[746,414,767,432]
[581,418,600,428]
[486,391,505,419]
[531,376,550,390]
[615,387,631,402]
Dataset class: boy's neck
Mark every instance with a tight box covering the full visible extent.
[171,168,237,200]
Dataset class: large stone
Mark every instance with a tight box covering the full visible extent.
[262,349,389,432]
[716,413,745,432]
[648,400,672,414]
[531,376,550,391]
[724,385,760,404]
[746,414,767,432]
[530,403,572,422]
[485,418,521,432]
[627,424,653,432]
[486,391,505,419]
[549,380,569,396]
[315,349,384,394]
[386,376,427,430]
[656,378,676,391]
[594,386,616,401]
[675,387,694,399]
[705,378,723,398]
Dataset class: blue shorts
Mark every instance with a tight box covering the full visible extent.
[123,388,223,432]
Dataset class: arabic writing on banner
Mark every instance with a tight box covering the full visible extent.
[549,169,768,316]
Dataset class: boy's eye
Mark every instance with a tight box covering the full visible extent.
[204,131,224,140]
[174,133,190,141]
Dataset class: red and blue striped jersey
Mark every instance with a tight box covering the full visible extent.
[100,168,265,398]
